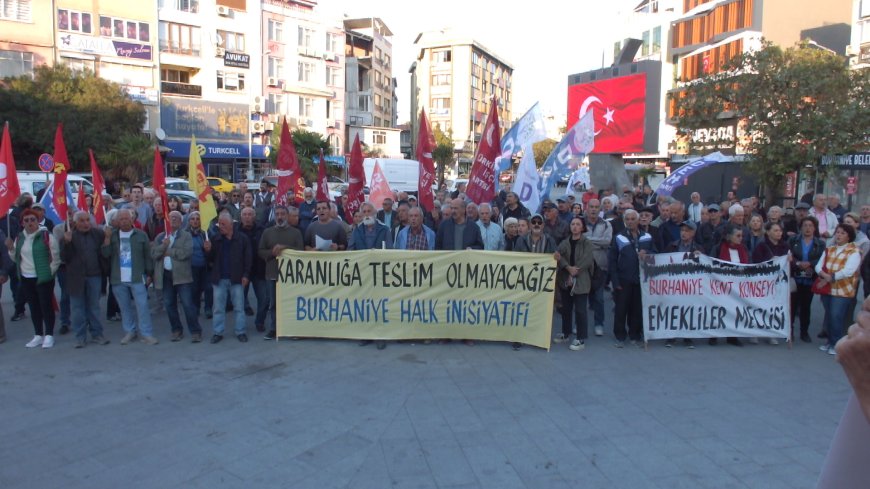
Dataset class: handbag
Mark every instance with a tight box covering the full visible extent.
[811,263,831,295]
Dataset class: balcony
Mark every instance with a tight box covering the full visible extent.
[161,81,202,97]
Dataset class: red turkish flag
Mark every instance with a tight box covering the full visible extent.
[152,146,171,233]
[416,109,436,212]
[566,73,646,153]
[345,134,366,221]
[88,149,106,224]
[51,123,71,220]
[466,100,501,205]
[76,177,87,212]
[275,117,302,207]
[0,122,21,217]
[367,161,393,208]
[315,148,330,202]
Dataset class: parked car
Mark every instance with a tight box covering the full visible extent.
[17,171,94,198]
[207,176,235,193]
[142,177,191,192]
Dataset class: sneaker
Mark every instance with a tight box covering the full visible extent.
[629,340,641,348]
[614,340,625,348]
[59,324,70,335]
[768,338,779,346]
[594,325,604,337]
[139,335,159,345]
[726,337,744,347]
[827,346,837,356]
[376,340,386,350]
[120,332,137,345]
[569,339,585,351]
[75,339,87,349]
[683,339,695,349]
[511,342,521,351]
[819,344,831,353]
[42,335,55,349]
[191,333,202,343]
[11,312,25,322]
[263,330,276,340]
[108,314,121,322]
[817,330,828,339]
[553,333,570,344]
[665,339,674,348]
[25,335,43,348]
[170,331,183,342]
[748,337,759,345]
[90,336,110,345]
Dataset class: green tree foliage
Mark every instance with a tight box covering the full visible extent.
[268,128,330,184]
[673,40,870,198]
[0,65,146,170]
[432,125,455,186]
[102,133,154,183]
[532,139,558,168]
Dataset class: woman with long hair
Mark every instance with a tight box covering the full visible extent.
[815,224,862,355]
[750,222,789,345]
[788,217,825,342]
[555,217,595,351]
[713,224,749,346]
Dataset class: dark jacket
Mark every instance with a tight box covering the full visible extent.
[751,236,790,264]
[788,234,826,284]
[237,222,265,280]
[556,236,595,295]
[435,218,484,250]
[514,233,557,254]
[609,228,656,288]
[502,203,530,221]
[207,230,252,284]
[665,239,704,254]
[61,227,105,293]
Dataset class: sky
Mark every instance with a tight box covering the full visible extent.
[318,0,627,126]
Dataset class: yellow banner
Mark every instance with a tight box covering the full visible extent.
[276,250,556,349]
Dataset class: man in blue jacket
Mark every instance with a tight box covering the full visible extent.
[350,202,392,349]
[609,209,656,347]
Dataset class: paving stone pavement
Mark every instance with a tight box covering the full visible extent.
[0,288,853,489]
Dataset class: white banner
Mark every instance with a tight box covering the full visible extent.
[640,253,791,340]
[512,144,541,213]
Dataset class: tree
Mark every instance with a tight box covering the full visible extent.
[432,125,454,186]
[0,65,146,169]
[268,127,330,184]
[673,40,870,200]
[532,139,558,168]
[101,133,154,183]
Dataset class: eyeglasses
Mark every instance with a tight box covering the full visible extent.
[22,217,37,223]
[531,221,543,226]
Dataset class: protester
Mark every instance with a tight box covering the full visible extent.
[841,213,869,258]
[376,197,395,229]
[697,203,725,254]
[811,194,840,240]
[476,203,504,251]
[556,217,595,351]
[816,224,862,355]
[351,202,392,350]
[146,198,166,241]
[502,191,530,221]
[51,209,74,335]
[828,194,847,221]
[435,198,483,251]
[395,207,435,251]
[0,230,9,344]
[584,199,612,337]
[130,184,152,227]
[186,212,213,320]
[513,213,557,350]
[14,209,60,348]
[298,187,317,232]
[152,211,202,343]
[4,193,32,322]
[102,209,157,345]
[254,180,274,226]
[304,201,347,251]
[237,207,268,330]
[687,192,703,223]
[788,216,826,343]
[225,189,243,221]
[205,212,252,343]
[62,211,110,348]
[541,202,568,244]
[260,206,305,340]
[609,209,655,347]
[744,214,766,256]
[663,220,704,348]
[503,217,520,251]
[749,221,789,345]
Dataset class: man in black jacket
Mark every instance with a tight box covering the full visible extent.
[205,212,252,343]
[609,209,656,347]
[435,198,483,251]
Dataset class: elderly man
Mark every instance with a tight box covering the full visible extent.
[828,194,847,221]
[102,209,157,345]
[225,189,243,221]
[812,193,840,239]
[542,202,569,244]
[860,204,870,236]
[435,198,484,251]
[609,209,656,347]
[205,212,252,343]
[687,192,704,223]
[584,199,612,337]
[152,211,201,343]
[395,207,435,250]
[305,201,348,251]
[238,206,267,327]
[465,202,480,223]
[391,202,410,241]
[697,203,726,253]
[351,202,393,251]
[254,180,274,224]
[298,187,317,233]
[376,197,396,230]
[477,203,505,251]
[260,206,305,340]
[515,213,557,254]
[62,211,110,348]
[502,191,530,221]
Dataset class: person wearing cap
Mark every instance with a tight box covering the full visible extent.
[609,208,656,347]
[663,220,704,348]
[542,202,569,245]
[515,214,557,254]
[407,195,418,208]
[557,198,573,224]
[785,202,811,237]
[697,203,726,254]
[584,199,612,336]
[14,208,61,348]
[638,207,663,254]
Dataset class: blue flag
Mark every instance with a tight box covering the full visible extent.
[538,111,594,205]
[496,102,547,184]
[38,176,76,225]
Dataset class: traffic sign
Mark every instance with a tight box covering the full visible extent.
[38,153,54,173]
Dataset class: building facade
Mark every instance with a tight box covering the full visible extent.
[848,0,870,68]
[0,1,55,79]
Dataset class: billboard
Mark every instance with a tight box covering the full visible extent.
[161,97,249,142]
[567,73,646,154]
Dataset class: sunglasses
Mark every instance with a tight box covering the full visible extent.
[531,220,543,225]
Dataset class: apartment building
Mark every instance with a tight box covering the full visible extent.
[0,1,54,79]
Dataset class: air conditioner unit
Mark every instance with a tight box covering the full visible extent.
[215,47,225,57]
[251,121,265,134]
[323,51,335,61]
[304,119,314,127]
[846,45,858,56]
[217,5,231,16]
[267,77,278,87]
[250,96,263,113]
[265,122,275,131]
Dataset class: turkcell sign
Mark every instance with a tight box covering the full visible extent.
[164,141,268,159]
[224,51,250,69]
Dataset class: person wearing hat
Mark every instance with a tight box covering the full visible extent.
[638,206,663,254]
[542,202,569,245]
[31,203,54,232]
[556,198,573,225]
[14,208,61,348]
[697,203,726,254]
[664,220,704,348]
[785,202,811,237]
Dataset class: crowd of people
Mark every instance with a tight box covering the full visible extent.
[0,178,867,354]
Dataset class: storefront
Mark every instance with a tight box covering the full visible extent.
[819,153,870,211]
[163,140,270,182]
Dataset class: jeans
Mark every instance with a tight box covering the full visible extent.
[587,285,605,327]
[252,279,270,328]
[212,279,246,335]
[821,294,851,348]
[790,283,814,335]
[70,276,104,341]
[21,277,55,336]
[191,265,213,315]
[613,282,643,342]
[162,271,201,335]
[57,267,71,327]
[113,281,154,337]
[560,288,589,340]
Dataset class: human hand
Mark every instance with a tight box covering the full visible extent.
[203,240,212,252]
[836,297,870,423]
[272,244,286,257]
[64,229,73,242]
[242,277,249,288]
[0,275,7,285]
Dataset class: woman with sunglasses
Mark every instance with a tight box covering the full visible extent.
[13,209,61,348]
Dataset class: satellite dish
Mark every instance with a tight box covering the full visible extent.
[155,128,166,140]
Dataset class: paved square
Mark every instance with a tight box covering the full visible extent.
[0,291,851,488]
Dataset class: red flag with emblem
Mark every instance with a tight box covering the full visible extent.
[0,122,21,217]
[152,146,171,233]
[315,148,330,202]
[51,123,71,219]
[76,177,87,212]
[367,161,393,209]
[345,134,365,222]
[88,149,106,224]
[275,117,302,207]
[465,100,501,205]
[416,109,436,212]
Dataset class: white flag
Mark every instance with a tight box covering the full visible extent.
[512,145,541,213]
[565,167,591,192]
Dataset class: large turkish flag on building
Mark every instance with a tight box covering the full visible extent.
[567,73,646,153]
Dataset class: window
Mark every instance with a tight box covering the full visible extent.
[216,30,245,52]
[0,50,33,78]
[0,0,31,22]
[652,26,661,55]
[374,117,382,127]
[384,99,391,115]
[160,68,190,83]
[471,75,479,89]
[642,30,650,57]
[217,71,245,91]
[266,93,284,115]
[358,95,369,111]
[374,93,382,110]
[298,96,313,117]
[431,74,450,86]
[431,49,452,63]
[159,22,200,55]
[268,57,283,78]
[431,97,451,110]
[383,54,390,68]
[326,66,340,86]
[373,130,386,144]
[62,57,94,72]
[102,15,150,42]
[57,9,93,34]
[325,32,339,52]
[298,27,313,48]
[298,61,314,82]
[158,0,198,13]
[100,61,152,86]
[268,19,283,42]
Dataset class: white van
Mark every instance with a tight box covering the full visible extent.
[16,171,94,198]
[363,158,420,194]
